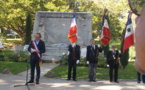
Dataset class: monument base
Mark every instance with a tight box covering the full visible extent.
[42,47,68,61]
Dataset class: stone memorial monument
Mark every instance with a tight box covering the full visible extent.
[32,11,92,61]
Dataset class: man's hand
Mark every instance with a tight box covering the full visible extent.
[135,4,145,74]
[86,61,89,65]
[76,60,79,64]
[36,50,39,53]
[30,48,36,53]
[118,50,121,54]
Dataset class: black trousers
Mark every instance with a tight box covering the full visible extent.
[30,58,40,82]
[109,64,119,82]
[68,62,76,80]
[137,72,145,82]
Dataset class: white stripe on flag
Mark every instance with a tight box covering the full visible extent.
[104,19,109,29]
[70,18,76,27]
[125,24,134,38]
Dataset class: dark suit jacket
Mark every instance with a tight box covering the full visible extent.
[107,50,121,66]
[86,45,102,63]
[28,40,46,60]
[68,45,80,63]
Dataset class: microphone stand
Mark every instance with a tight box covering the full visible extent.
[14,47,35,90]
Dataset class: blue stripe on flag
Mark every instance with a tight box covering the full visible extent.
[102,15,107,26]
[127,19,132,25]
[73,13,76,18]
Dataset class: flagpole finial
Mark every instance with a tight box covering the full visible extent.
[128,11,133,14]
[104,9,108,15]
[128,11,133,19]
[104,9,108,13]
[73,9,76,13]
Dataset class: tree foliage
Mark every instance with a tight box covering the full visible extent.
[0,0,129,44]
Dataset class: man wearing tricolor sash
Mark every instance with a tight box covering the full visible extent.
[27,33,45,84]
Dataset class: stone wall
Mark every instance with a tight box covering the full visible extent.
[32,11,92,61]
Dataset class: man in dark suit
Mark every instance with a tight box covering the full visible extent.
[86,39,102,82]
[107,45,121,83]
[67,43,80,81]
[27,33,45,84]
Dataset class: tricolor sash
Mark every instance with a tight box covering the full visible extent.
[32,40,42,66]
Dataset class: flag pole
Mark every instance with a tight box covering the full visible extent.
[121,11,133,53]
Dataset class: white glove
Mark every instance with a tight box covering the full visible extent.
[118,50,121,54]
[98,44,100,48]
[107,64,109,67]
[86,61,89,64]
[67,51,70,55]
[76,60,79,64]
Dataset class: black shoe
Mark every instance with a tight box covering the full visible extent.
[73,79,77,81]
[36,81,39,84]
[114,81,119,83]
[137,81,140,83]
[67,79,70,81]
[27,80,34,83]
[89,80,92,82]
[110,81,113,83]
[143,81,145,84]
[92,80,96,82]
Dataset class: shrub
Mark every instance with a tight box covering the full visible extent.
[59,54,68,65]
[97,53,107,67]
[0,49,29,62]
[59,52,107,68]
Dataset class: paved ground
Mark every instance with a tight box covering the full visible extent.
[0,63,144,90]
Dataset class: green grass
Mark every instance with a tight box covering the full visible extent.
[0,61,28,74]
[51,63,137,79]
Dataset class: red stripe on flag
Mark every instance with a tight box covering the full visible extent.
[101,37,110,46]
[103,27,111,38]
[123,34,134,53]
[69,35,77,43]
[68,14,78,43]
[101,27,111,46]
[68,26,77,37]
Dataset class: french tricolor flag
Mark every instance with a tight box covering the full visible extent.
[123,12,134,53]
[68,13,78,43]
[101,10,111,46]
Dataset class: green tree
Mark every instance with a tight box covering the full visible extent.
[24,12,32,44]
[0,0,129,44]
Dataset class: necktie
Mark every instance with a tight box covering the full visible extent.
[73,46,76,60]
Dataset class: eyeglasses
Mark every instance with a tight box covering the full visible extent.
[128,0,145,16]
